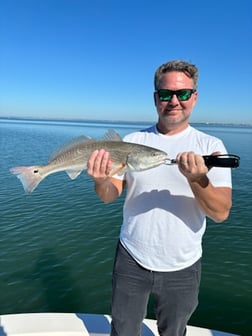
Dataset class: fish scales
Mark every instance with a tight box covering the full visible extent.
[48,140,155,168]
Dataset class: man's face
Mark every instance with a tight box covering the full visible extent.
[154,71,198,134]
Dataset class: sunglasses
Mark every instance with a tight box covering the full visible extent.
[156,89,196,102]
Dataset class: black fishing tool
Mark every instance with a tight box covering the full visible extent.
[165,154,240,168]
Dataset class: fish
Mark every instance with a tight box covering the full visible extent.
[10,129,168,193]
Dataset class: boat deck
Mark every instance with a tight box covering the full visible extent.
[0,313,239,336]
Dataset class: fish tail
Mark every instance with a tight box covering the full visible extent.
[10,166,44,193]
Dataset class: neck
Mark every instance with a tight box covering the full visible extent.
[156,121,189,135]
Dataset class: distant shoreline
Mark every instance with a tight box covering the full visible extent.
[0,116,251,128]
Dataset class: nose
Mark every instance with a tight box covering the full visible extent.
[169,93,180,104]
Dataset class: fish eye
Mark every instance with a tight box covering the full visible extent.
[33,169,39,173]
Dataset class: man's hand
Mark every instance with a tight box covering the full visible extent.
[87,149,124,203]
[176,151,208,183]
[87,149,113,181]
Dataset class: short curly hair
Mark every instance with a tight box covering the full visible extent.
[154,60,199,90]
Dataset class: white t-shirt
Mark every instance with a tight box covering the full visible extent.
[116,125,232,272]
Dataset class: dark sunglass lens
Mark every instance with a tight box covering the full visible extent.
[158,90,172,101]
[177,90,192,101]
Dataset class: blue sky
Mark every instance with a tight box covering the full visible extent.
[0,0,251,124]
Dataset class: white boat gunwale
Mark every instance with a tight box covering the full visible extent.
[0,312,239,336]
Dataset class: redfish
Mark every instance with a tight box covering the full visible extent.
[10,130,168,193]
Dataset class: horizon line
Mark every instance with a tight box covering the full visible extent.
[0,116,251,127]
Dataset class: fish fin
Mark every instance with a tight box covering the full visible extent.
[10,166,43,193]
[109,164,127,176]
[103,129,122,141]
[49,136,94,162]
[49,129,121,162]
[66,169,83,179]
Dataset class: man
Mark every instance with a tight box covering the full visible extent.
[87,60,232,336]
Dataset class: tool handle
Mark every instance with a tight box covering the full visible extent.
[203,154,240,168]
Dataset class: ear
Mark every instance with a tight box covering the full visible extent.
[194,90,198,100]
[192,90,198,108]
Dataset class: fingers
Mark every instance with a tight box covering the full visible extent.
[87,149,113,179]
[176,151,208,176]
[211,151,221,156]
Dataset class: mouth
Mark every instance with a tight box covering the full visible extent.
[164,109,181,115]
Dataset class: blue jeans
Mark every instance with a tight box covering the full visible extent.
[111,242,201,336]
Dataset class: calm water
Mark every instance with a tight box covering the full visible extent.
[0,119,251,335]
